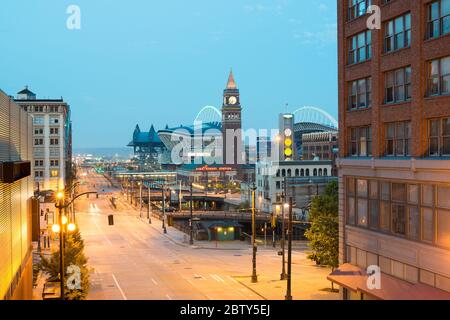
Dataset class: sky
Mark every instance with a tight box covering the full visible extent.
[0,0,337,149]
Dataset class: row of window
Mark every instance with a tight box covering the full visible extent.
[25,105,61,113]
[346,177,450,248]
[349,117,450,157]
[275,168,329,178]
[34,160,60,167]
[348,0,449,42]
[32,117,61,125]
[348,55,449,110]
[35,170,60,178]
[34,138,59,146]
[34,127,60,135]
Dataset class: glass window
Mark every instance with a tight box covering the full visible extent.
[392,183,406,202]
[437,185,450,209]
[357,179,368,197]
[369,180,378,199]
[369,200,379,230]
[381,182,390,200]
[408,185,419,204]
[357,199,368,227]
[422,185,435,206]
[408,206,420,240]
[380,201,391,231]
[392,204,406,235]
[437,210,450,247]
[348,197,356,225]
[422,208,434,242]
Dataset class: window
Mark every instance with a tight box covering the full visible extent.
[349,77,372,110]
[348,0,371,21]
[385,67,411,103]
[50,160,59,167]
[34,128,44,135]
[33,117,44,125]
[50,170,59,177]
[349,31,372,64]
[428,118,450,156]
[34,138,43,146]
[35,171,43,178]
[50,117,59,124]
[50,138,59,146]
[349,126,372,156]
[422,208,434,242]
[34,160,44,167]
[427,56,450,96]
[50,127,59,135]
[384,13,411,53]
[437,210,450,247]
[385,121,411,156]
[427,0,450,39]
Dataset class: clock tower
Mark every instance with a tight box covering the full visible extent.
[222,70,243,165]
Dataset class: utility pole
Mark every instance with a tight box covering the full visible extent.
[189,183,194,245]
[147,183,151,224]
[139,181,143,218]
[280,176,287,280]
[162,184,167,233]
[285,196,293,300]
[179,181,182,212]
[251,183,258,283]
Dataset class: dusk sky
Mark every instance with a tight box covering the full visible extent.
[0,0,337,149]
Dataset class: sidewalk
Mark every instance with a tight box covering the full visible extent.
[233,265,339,300]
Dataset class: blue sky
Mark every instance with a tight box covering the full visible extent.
[0,0,337,148]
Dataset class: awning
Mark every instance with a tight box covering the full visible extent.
[327,263,450,300]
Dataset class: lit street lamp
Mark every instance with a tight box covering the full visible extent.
[285,197,294,300]
[251,183,258,283]
[189,183,194,245]
[54,190,96,299]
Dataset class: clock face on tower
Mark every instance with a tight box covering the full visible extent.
[228,96,237,105]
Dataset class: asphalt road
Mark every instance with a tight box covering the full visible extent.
[75,168,327,300]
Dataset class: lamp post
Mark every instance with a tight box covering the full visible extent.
[189,183,194,245]
[54,190,96,300]
[162,184,167,233]
[280,200,287,280]
[139,181,143,218]
[251,183,258,283]
[285,197,293,300]
[147,183,152,224]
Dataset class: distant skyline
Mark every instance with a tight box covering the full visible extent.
[0,0,338,149]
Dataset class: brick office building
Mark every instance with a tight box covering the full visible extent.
[329,0,450,299]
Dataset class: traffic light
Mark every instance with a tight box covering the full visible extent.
[284,128,293,160]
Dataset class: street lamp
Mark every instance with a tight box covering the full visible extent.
[54,190,96,300]
[285,197,294,300]
[189,183,194,245]
[251,183,258,283]
[161,185,167,234]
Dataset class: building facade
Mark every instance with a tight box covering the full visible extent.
[0,90,34,300]
[302,131,339,161]
[15,87,72,192]
[334,0,450,299]
[256,160,334,213]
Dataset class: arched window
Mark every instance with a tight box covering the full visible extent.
[287,169,292,177]
[295,169,299,176]
[313,169,317,176]
[282,169,286,177]
[301,169,305,176]
[324,168,328,176]
[276,170,280,177]
[319,169,323,176]
[306,169,310,176]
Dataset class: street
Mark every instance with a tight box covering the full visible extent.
[75,169,337,300]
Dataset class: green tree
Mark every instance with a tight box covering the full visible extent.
[305,180,339,288]
[39,230,90,300]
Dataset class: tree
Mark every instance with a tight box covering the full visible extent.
[305,180,339,289]
[39,229,90,300]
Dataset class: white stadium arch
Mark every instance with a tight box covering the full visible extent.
[194,105,222,124]
[292,106,338,129]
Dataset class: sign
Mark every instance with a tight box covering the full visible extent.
[195,165,234,172]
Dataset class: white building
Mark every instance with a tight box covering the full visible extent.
[15,87,72,191]
[256,160,335,214]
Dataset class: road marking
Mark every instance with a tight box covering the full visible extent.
[227,275,238,284]
[194,274,206,280]
[112,274,127,300]
[210,274,224,282]
[166,294,172,300]
[151,278,158,285]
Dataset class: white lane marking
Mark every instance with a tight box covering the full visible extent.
[227,275,238,284]
[151,278,158,285]
[210,274,224,282]
[166,294,172,300]
[112,274,127,300]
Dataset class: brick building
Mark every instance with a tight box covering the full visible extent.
[330,0,450,299]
